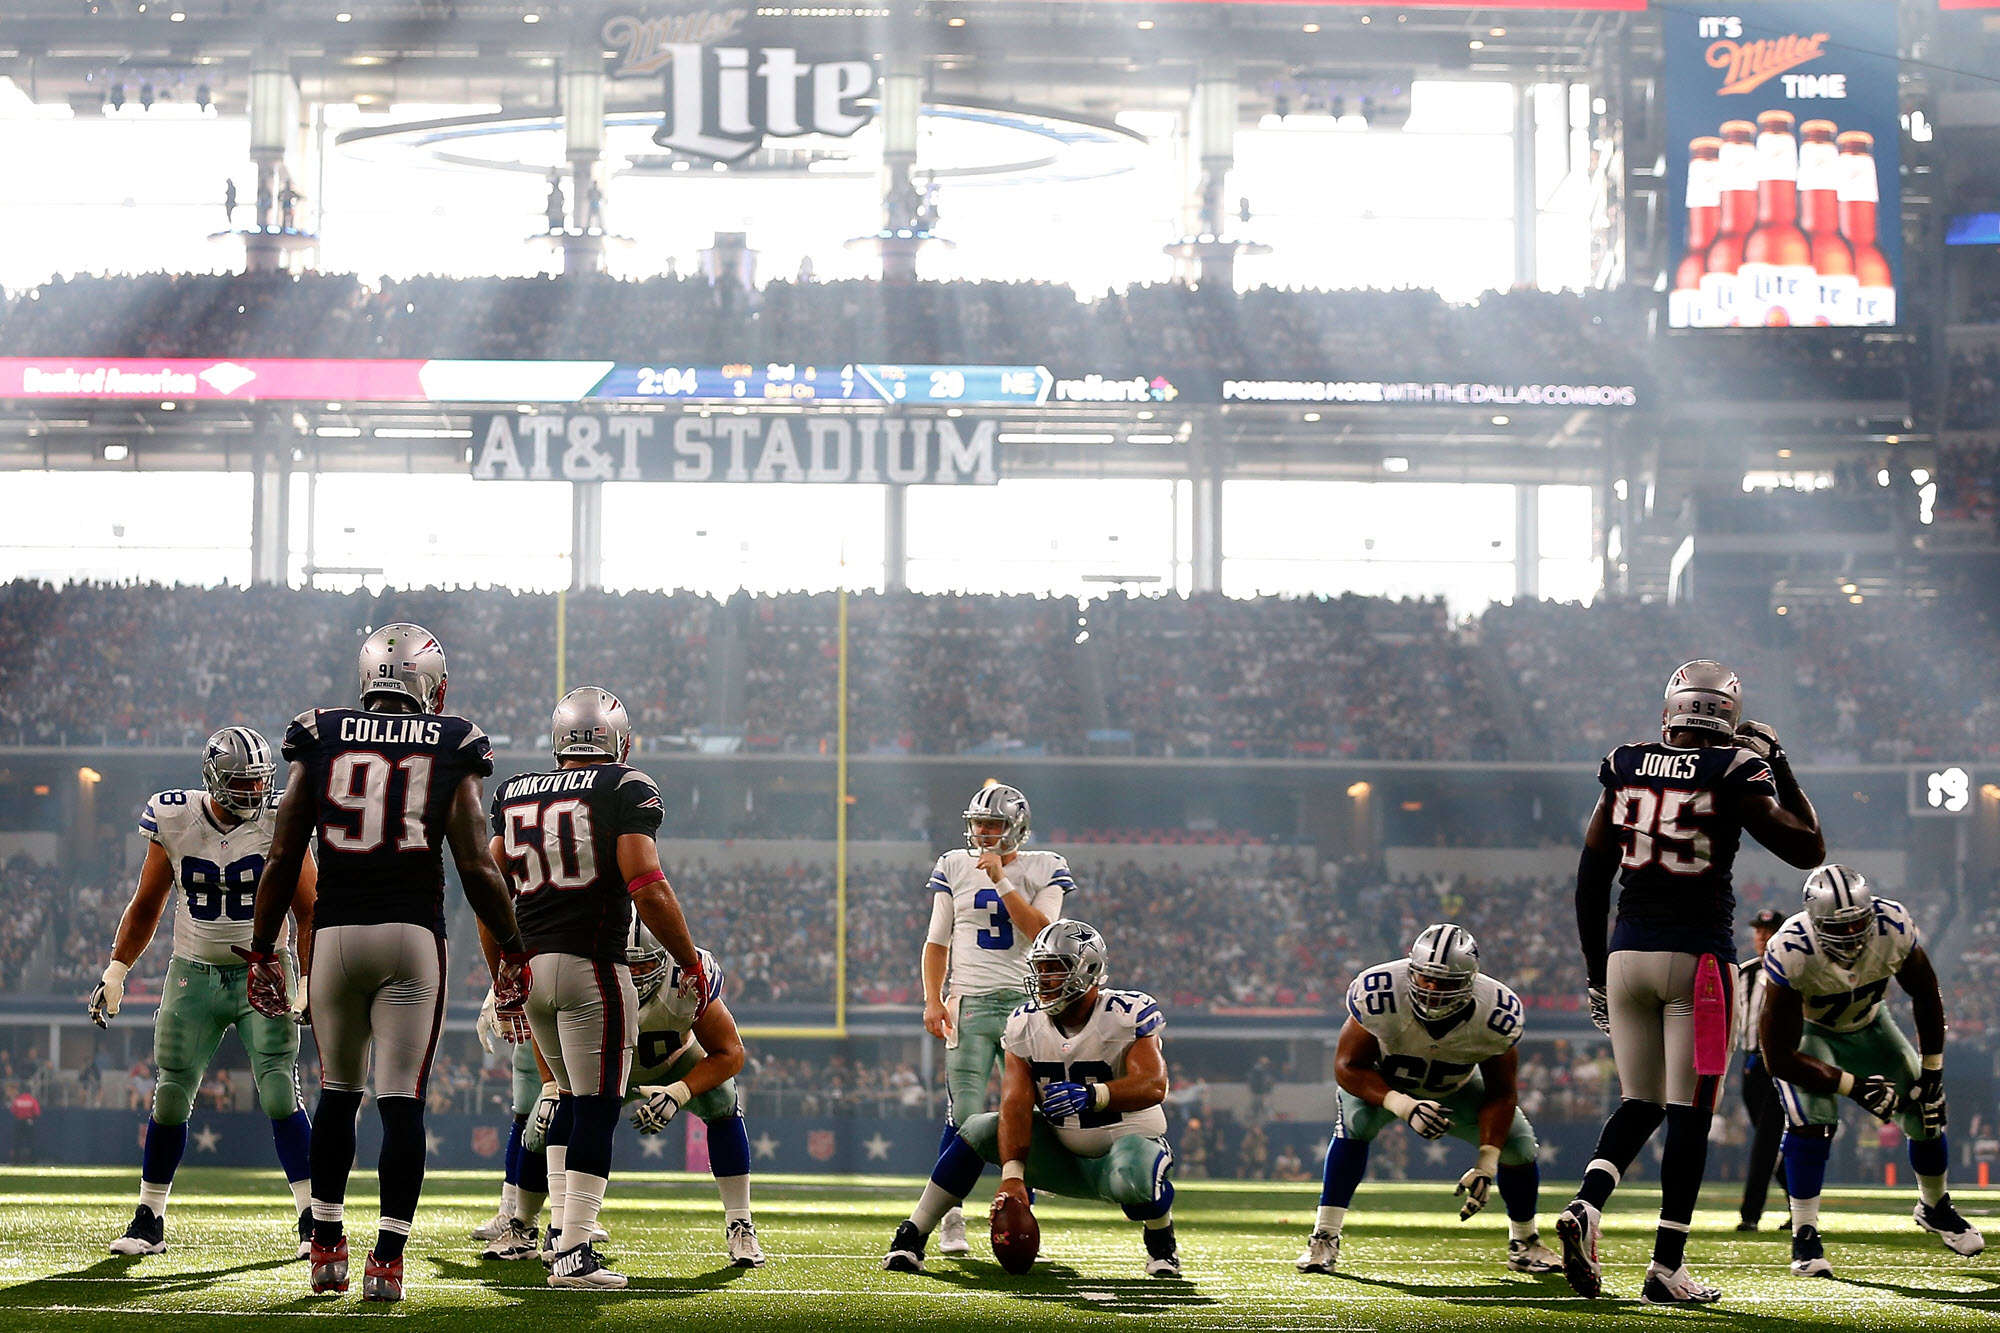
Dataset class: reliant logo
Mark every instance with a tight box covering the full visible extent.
[1705,30,1830,97]
[1052,374,1179,404]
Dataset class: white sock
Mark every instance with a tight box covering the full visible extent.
[517,1189,547,1228]
[311,1198,343,1226]
[1791,1194,1821,1230]
[377,1215,412,1238]
[139,1181,172,1218]
[1315,1205,1347,1235]
[1920,1174,1948,1208]
[563,1170,609,1240]
[288,1177,312,1213]
[1144,1211,1173,1231]
[547,1144,568,1237]
[1509,1217,1537,1242]
[716,1173,751,1222]
[499,1181,518,1219]
[910,1183,961,1234]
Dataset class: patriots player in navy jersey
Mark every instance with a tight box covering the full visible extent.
[247,623,529,1302]
[1557,660,1823,1304]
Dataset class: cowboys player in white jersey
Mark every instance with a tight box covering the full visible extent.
[619,927,764,1266]
[920,782,1075,1254]
[885,920,1180,1278]
[1759,865,1982,1277]
[1296,924,1560,1276]
[93,727,319,1258]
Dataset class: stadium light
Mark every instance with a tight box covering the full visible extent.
[1346,781,1370,798]
[1982,784,2000,803]
[77,767,101,786]
[102,443,128,461]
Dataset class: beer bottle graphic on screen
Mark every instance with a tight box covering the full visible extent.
[1741,110,1814,325]
[1837,130,1894,326]
[1703,120,1758,326]
[1672,137,1723,328]
[1797,120,1855,325]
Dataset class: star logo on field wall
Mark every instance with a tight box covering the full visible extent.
[639,1135,665,1159]
[192,1125,221,1154]
[752,1132,779,1161]
[864,1134,891,1161]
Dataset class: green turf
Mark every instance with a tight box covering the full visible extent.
[2,1167,1998,1329]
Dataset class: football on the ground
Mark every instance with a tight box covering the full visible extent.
[989,1191,1039,1275]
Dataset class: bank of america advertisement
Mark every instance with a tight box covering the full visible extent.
[1665,2,1901,328]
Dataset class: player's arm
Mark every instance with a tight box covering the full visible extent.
[1096,1034,1167,1113]
[446,773,522,955]
[289,848,317,981]
[922,886,952,1040]
[995,1051,1038,1203]
[1758,978,1901,1119]
[1457,1046,1520,1219]
[1732,727,1824,868]
[980,852,1055,939]
[682,998,748,1098]
[250,761,316,951]
[1896,944,1949,1128]
[90,840,176,1025]
[1334,1014,1453,1138]
[621,836,698,969]
[1576,793,1618,997]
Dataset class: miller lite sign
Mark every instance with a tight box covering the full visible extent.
[601,7,876,163]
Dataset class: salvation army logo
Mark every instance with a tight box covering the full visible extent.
[807,1129,836,1161]
[471,1125,500,1158]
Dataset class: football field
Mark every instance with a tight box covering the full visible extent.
[3,1168,1999,1330]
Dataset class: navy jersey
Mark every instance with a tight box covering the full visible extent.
[490,762,664,962]
[1598,741,1777,960]
[283,707,494,932]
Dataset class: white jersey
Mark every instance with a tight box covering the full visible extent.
[628,947,725,1088]
[927,848,1075,996]
[1345,959,1523,1097]
[1762,897,1920,1035]
[1003,988,1167,1155]
[138,788,289,965]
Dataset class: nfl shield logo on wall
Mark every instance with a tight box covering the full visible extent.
[807,1129,835,1162]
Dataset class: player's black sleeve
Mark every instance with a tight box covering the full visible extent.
[612,769,666,838]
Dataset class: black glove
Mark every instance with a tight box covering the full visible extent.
[1588,986,1611,1034]
[1915,1065,1947,1134]
[1850,1073,1902,1123]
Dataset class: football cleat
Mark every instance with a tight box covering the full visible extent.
[470,1208,510,1242]
[1507,1235,1561,1273]
[937,1205,970,1256]
[361,1251,403,1303]
[1789,1224,1833,1278]
[882,1220,928,1273]
[548,1240,627,1289]
[1734,1218,1760,1232]
[1641,1261,1721,1304]
[1554,1200,1602,1298]
[540,1227,561,1268]
[727,1218,766,1267]
[483,1217,540,1261]
[296,1209,313,1260]
[309,1235,350,1295]
[1142,1224,1181,1279]
[109,1204,166,1256]
[1295,1230,1340,1274]
[1916,1195,1986,1256]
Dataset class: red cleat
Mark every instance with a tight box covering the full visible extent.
[309,1235,349,1295]
[362,1251,404,1303]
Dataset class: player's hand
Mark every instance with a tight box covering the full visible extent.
[476,988,501,1054]
[1587,986,1611,1034]
[1850,1073,1902,1122]
[1736,720,1784,762]
[1456,1156,1498,1220]
[523,1081,560,1151]
[88,961,127,1028]
[1387,1091,1452,1139]
[924,999,952,1041]
[493,951,531,1012]
[1039,1081,1092,1121]
[632,1085,683,1135]
[1915,1064,1947,1134]
[995,1176,1030,1208]
[977,850,1006,884]
[678,954,712,1018]
[233,945,291,1019]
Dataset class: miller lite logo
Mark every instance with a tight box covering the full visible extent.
[604,12,874,163]
[1698,16,1834,98]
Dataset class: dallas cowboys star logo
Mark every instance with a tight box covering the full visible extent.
[864,1134,891,1161]
[193,1125,221,1153]
[639,1135,666,1159]
[752,1132,779,1161]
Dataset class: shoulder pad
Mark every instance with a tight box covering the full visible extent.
[281,709,322,761]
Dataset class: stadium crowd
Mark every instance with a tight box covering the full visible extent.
[0,272,1911,400]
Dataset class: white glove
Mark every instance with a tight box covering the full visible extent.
[89,960,129,1028]
[475,988,501,1055]
[1385,1089,1452,1140]
[631,1082,689,1135]
[522,1081,560,1151]
[1456,1145,1500,1220]
[1735,719,1783,761]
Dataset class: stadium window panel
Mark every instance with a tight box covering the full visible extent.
[1536,484,1601,606]
[904,479,1175,597]
[295,474,572,591]
[0,472,251,586]
[1220,480,1519,614]
[599,482,886,595]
